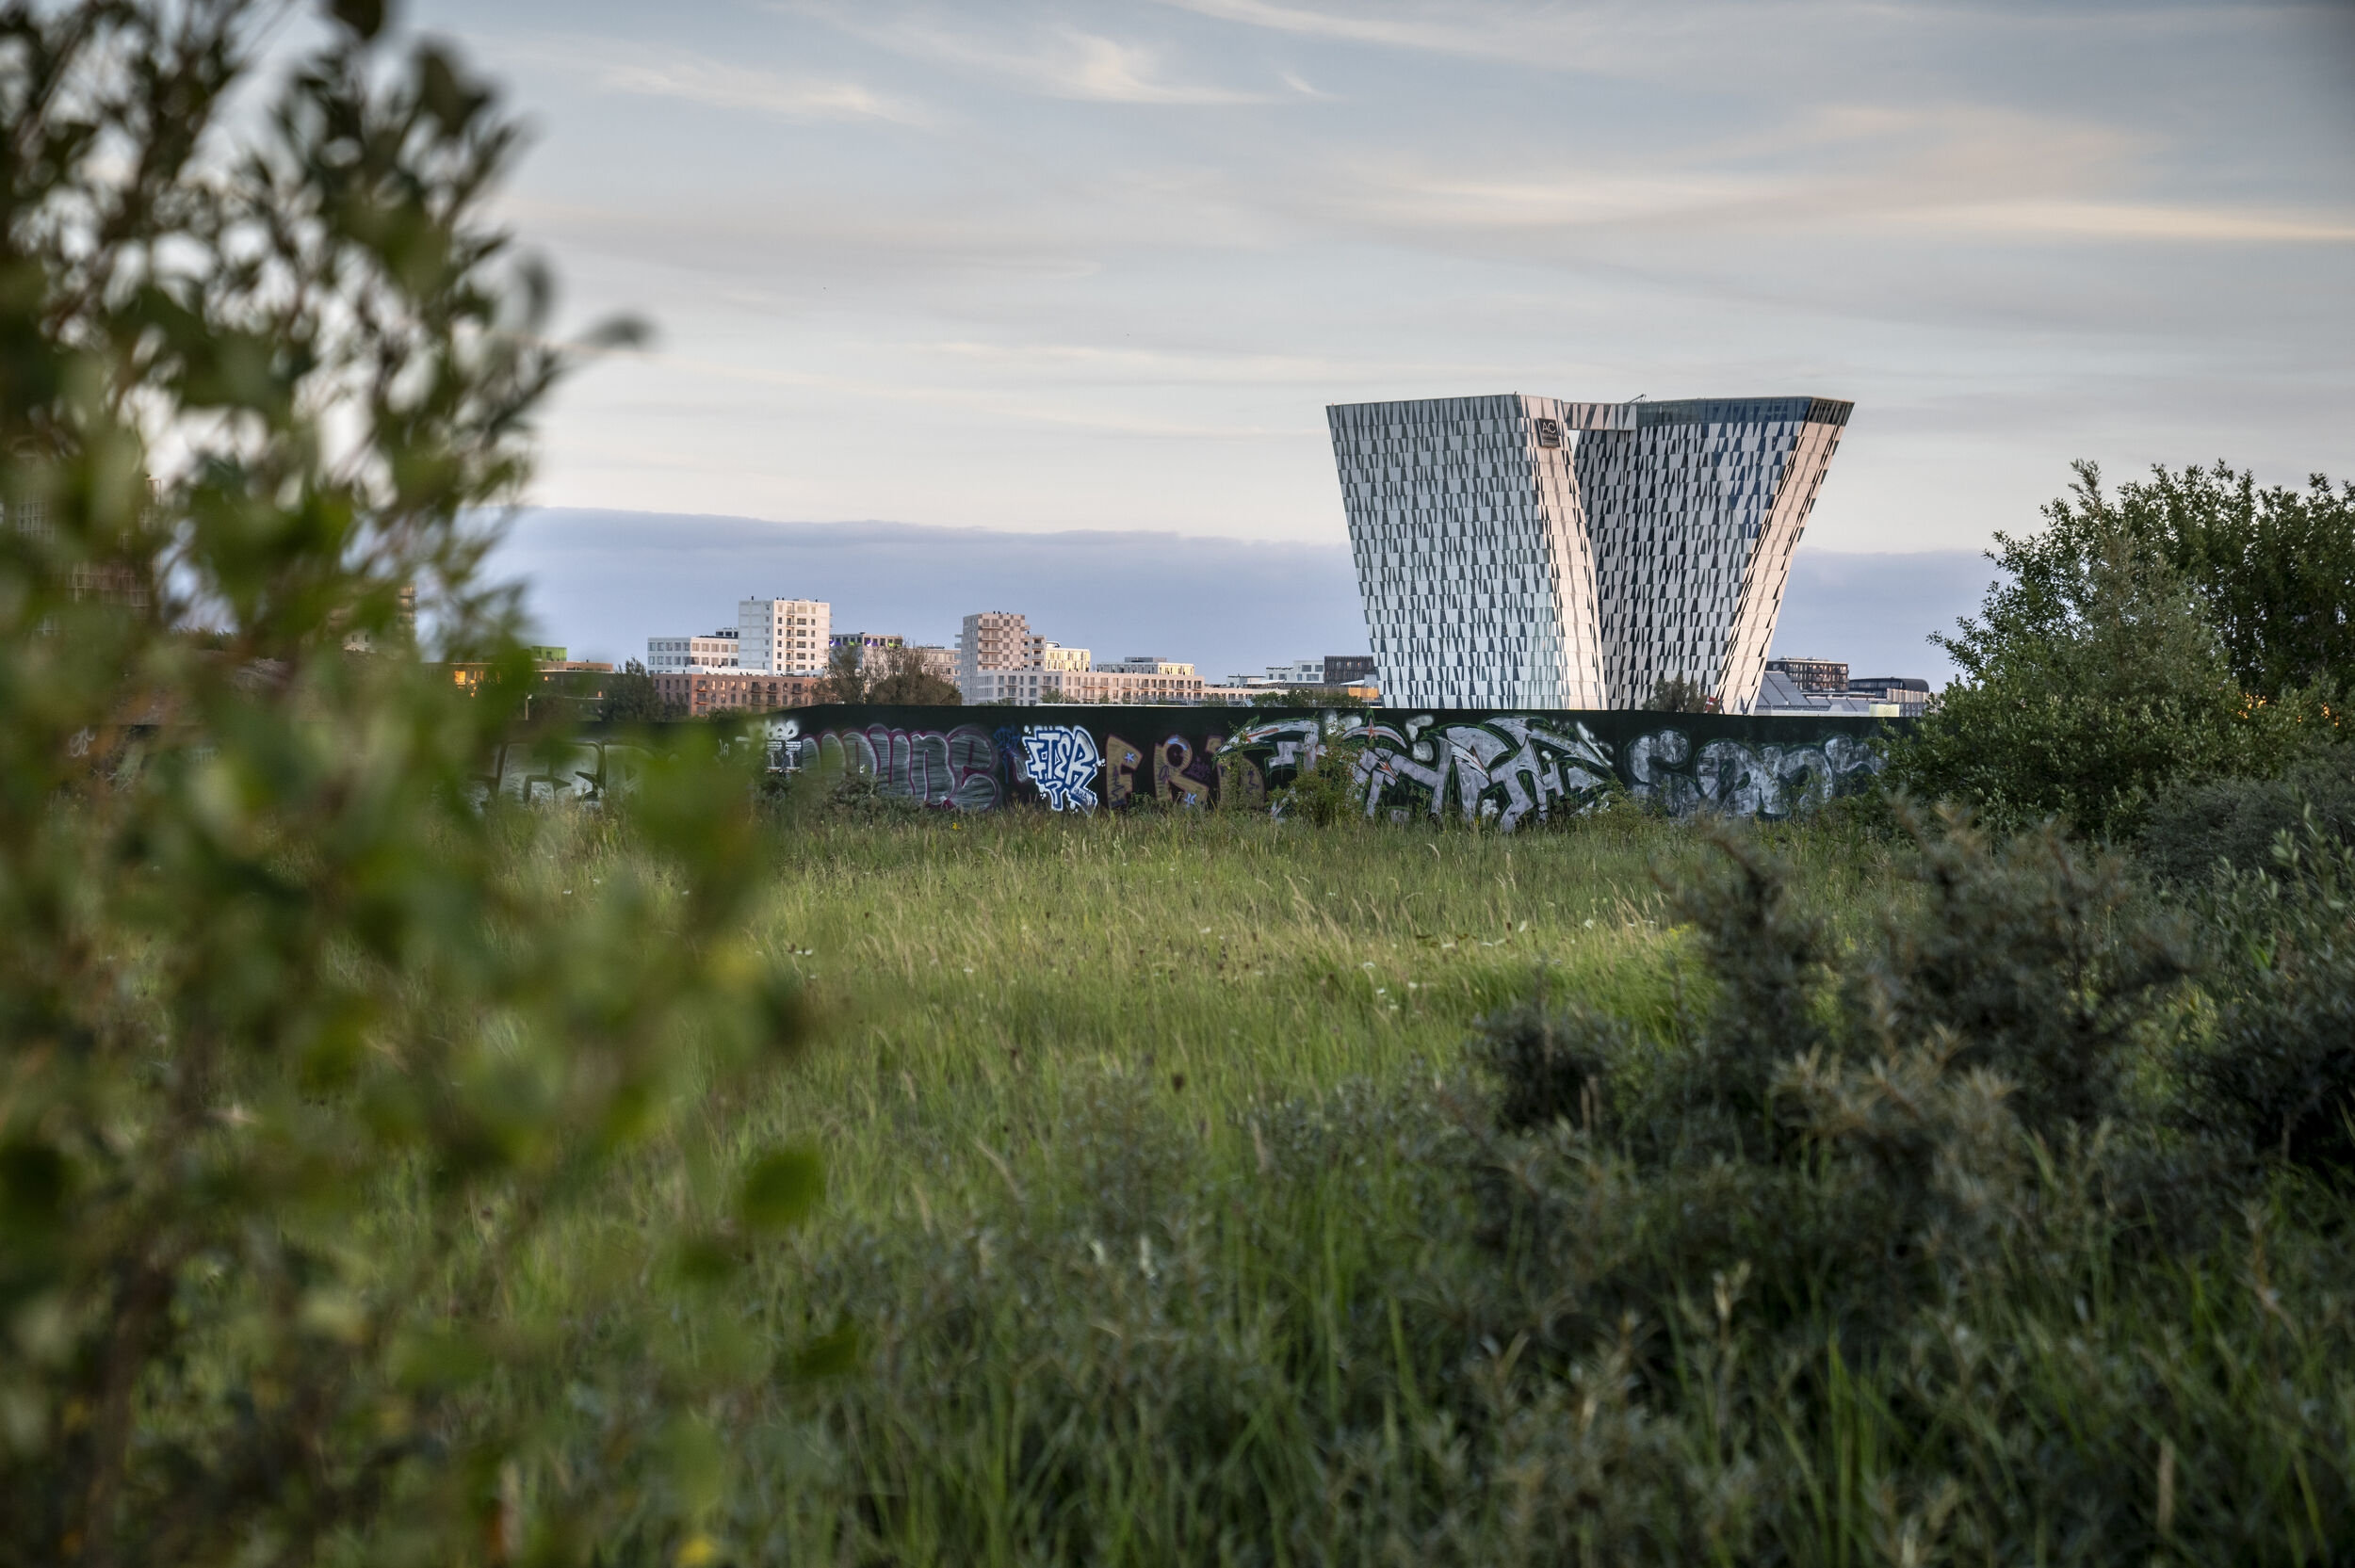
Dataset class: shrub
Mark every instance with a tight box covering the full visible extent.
[2136,744,2355,885]
[1272,736,1367,826]
[2177,821,2355,1178]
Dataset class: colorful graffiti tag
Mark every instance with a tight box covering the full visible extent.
[757,705,1891,829]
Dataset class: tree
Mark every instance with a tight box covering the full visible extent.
[1251,686,1366,709]
[601,655,675,721]
[1888,463,2250,838]
[813,640,869,703]
[866,644,960,704]
[1648,676,1717,713]
[0,3,818,1560]
[2077,461,2355,700]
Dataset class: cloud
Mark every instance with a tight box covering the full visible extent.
[1907,201,2355,243]
[798,7,1281,104]
[495,36,929,123]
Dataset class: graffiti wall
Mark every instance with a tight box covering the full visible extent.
[751,704,1893,828]
[473,736,647,807]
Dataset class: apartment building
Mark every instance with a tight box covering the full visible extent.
[739,598,831,675]
[1052,657,1203,704]
[651,670,819,718]
[646,626,740,672]
[956,611,1043,689]
[828,630,904,667]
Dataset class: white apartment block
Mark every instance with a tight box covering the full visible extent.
[739,597,831,676]
[1328,394,1851,712]
[645,627,740,673]
[1041,641,1091,673]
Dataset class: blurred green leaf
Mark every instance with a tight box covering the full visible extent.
[738,1146,823,1232]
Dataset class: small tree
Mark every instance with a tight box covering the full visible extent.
[1889,463,2248,838]
[1648,676,1717,713]
[601,655,674,721]
[866,644,960,704]
[813,640,869,703]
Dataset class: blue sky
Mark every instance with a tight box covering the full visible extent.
[400,0,2352,671]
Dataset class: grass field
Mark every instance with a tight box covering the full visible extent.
[491,804,2355,1566]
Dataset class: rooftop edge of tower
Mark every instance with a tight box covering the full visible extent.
[1325,395,1853,430]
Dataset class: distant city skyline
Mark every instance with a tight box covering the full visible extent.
[488,508,1994,689]
[393,0,2352,564]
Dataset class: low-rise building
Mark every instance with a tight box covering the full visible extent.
[828,631,904,667]
[1755,668,1930,718]
[1765,656,1849,695]
[647,627,740,672]
[1846,676,1933,718]
[652,670,819,718]
[1053,657,1203,704]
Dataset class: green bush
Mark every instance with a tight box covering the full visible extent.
[2136,745,2355,885]
[2176,822,2355,1179]
[0,5,817,1560]
[1271,735,1368,826]
[1888,465,2248,837]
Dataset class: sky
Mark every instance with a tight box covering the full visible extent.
[391,0,2354,674]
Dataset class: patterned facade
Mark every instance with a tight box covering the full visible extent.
[1327,394,1851,711]
[1328,395,1606,710]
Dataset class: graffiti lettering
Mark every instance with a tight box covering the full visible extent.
[1021,725,1101,813]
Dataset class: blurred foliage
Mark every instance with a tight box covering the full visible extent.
[0,3,813,1562]
[599,656,675,723]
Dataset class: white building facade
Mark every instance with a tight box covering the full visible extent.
[1327,394,1851,712]
[645,627,740,673]
[739,598,831,676]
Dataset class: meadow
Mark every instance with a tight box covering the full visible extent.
[497,800,2355,1566]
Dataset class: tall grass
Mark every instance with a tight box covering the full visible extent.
[485,805,2354,1565]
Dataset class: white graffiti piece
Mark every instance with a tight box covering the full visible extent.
[1020,724,1102,813]
[1231,716,1327,774]
[473,739,646,809]
[1345,716,1615,828]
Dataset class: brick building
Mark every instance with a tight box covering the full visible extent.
[652,670,818,718]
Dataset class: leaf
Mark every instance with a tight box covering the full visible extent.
[737,1146,823,1232]
[328,0,386,40]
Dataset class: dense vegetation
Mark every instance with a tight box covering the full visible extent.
[0,3,815,1560]
[1891,461,2352,841]
[9,0,2355,1563]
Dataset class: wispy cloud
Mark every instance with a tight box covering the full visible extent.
[793,6,1284,104]
[495,36,929,124]
[1908,201,2355,243]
